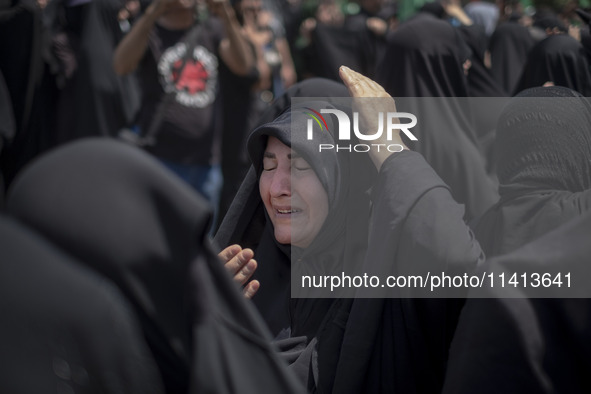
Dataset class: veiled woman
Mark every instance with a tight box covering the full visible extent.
[216,67,484,393]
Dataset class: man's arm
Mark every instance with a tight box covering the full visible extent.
[208,0,254,76]
[112,0,175,75]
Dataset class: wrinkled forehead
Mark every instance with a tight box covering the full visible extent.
[263,136,300,158]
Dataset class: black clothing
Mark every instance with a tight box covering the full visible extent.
[0,69,14,204]
[217,57,259,228]
[301,22,376,82]
[488,22,535,95]
[7,138,304,394]
[216,91,484,392]
[458,24,508,98]
[457,24,508,174]
[215,78,354,335]
[474,86,591,258]
[50,0,140,142]
[377,14,470,97]
[138,19,224,165]
[444,212,591,394]
[255,77,349,127]
[0,0,56,187]
[319,150,483,394]
[0,216,164,394]
[475,185,591,257]
[513,34,591,96]
[376,14,498,220]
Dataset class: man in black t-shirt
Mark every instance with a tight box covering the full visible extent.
[114,0,253,213]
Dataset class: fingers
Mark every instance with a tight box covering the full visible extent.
[339,66,364,96]
[234,258,257,286]
[339,66,389,98]
[218,244,242,265]
[243,280,260,299]
[219,244,258,287]
[225,247,255,276]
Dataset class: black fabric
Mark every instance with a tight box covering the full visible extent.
[215,77,350,254]
[301,22,376,82]
[256,77,349,127]
[488,22,536,95]
[514,34,591,96]
[0,68,14,204]
[474,86,591,258]
[419,1,446,19]
[581,27,591,65]
[458,24,508,97]
[0,0,56,188]
[343,7,385,78]
[245,101,375,339]
[376,14,498,220]
[444,212,591,394]
[138,19,224,165]
[323,151,484,394]
[217,59,259,228]
[457,24,507,174]
[0,69,15,147]
[51,0,140,143]
[377,14,470,97]
[216,85,484,392]
[6,138,304,394]
[533,10,567,33]
[215,78,355,337]
[0,216,164,394]
[496,86,591,191]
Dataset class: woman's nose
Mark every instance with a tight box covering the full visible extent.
[269,167,291,197]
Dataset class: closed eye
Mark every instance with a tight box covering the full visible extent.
[292,157,311,171]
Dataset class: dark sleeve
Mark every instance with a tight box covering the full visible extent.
[375,151,484,393]
[330,151,485,394]
[366,150,484,291]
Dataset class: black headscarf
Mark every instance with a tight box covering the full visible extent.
[376,14,498,220]
[215,77,351,254]
[215,78,362,338]
[496,86,591,191]
[473,86,591,257]
[7,138,304,394]
[0,215,164,394]
[377,13,470,98]
[488,22,536,95]
[302,22,377,82]
[513,34,591,96]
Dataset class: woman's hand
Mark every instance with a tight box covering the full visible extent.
[339,65,408,170]
[218,244,260,299]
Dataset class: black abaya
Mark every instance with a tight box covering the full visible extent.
[7,138,304,394]
[0,216,164,394]
[473,86,591,258]
[488,22,535,95]
[513,33,591,96]
[376,14,498,220]
[444,212,591,393]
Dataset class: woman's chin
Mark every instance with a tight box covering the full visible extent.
[273,229,291,245]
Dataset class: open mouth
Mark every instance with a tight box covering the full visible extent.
[275,208,302,215]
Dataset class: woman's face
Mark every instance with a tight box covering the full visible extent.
[259,136,329,248]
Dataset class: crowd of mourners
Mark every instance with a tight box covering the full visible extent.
[2,0,591,392]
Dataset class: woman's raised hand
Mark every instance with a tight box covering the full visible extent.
[218,244,260,299]
[339,65,408,170]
